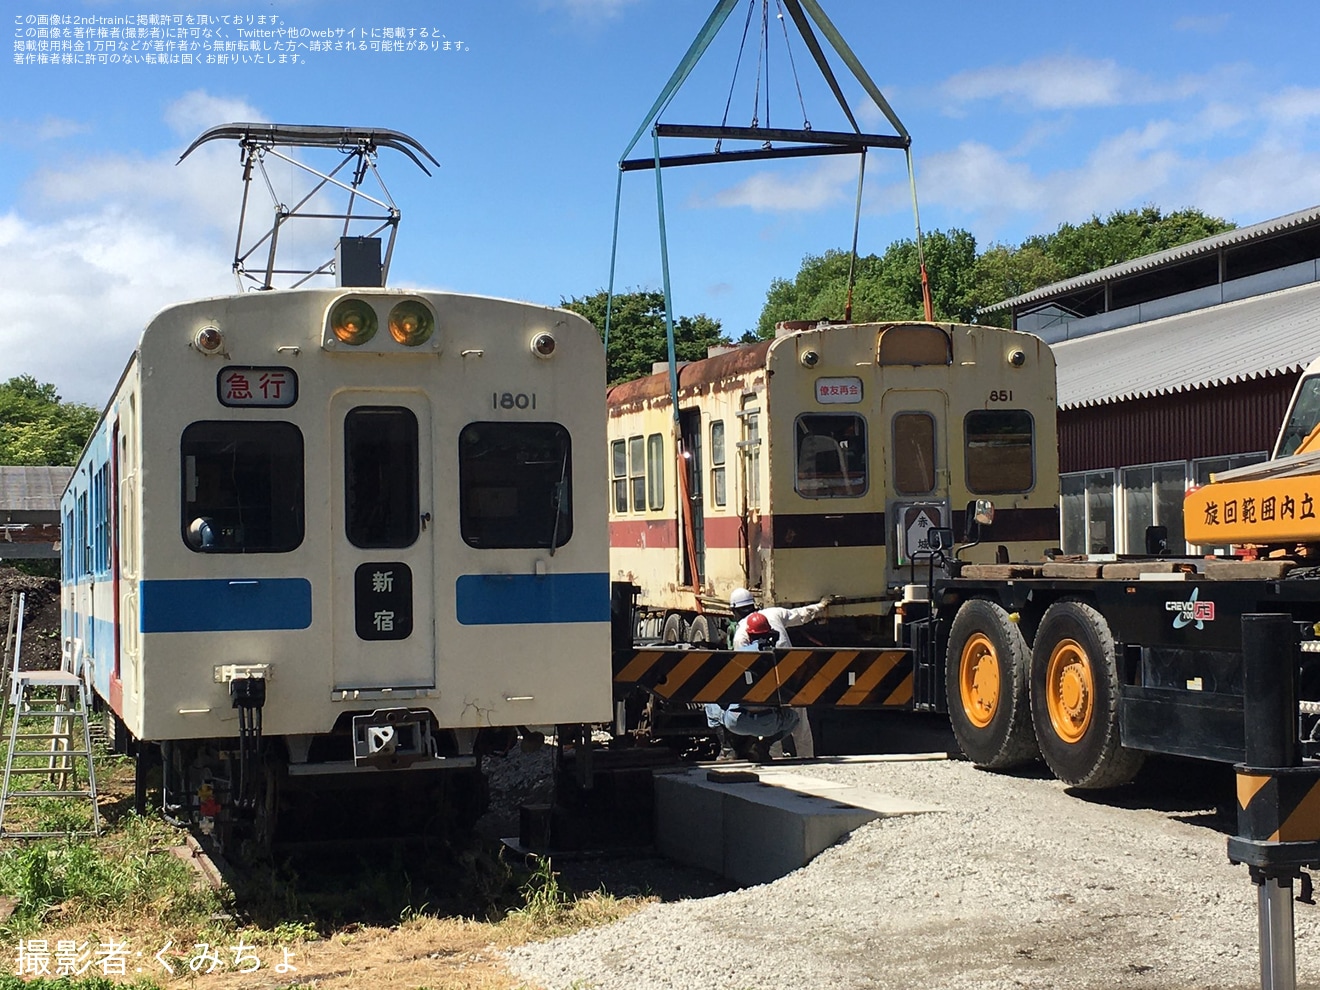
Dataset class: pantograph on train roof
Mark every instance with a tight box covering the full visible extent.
[179,123,439,293]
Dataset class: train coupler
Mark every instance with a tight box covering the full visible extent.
[351,708,436,768]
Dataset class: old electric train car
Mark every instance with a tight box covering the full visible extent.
[60,288,611,846]
[607,320,1059,645]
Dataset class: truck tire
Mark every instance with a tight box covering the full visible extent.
[686,615,711,646]
[1030,601,1145,789]
[662,613,685,643]
[946,599,1038,768]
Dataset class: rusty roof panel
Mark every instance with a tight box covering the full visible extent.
[607,339,773,413]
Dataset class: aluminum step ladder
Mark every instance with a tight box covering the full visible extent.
[0,610,101,838]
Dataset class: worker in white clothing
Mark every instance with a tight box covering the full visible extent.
[728,586,832,649]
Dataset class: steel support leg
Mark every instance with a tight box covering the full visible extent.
[1255,869,1296,990]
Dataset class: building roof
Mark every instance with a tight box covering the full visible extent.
[0,466,73,520]
[984,204,1320,314]
[1053,279,1320,409]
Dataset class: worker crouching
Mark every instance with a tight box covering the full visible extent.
[705,611,801,762]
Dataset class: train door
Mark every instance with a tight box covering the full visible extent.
[882,389,951,588]
[679,407,705,586]
[738,393,763,587]
[330,393,436,690]
[116,395,140,702]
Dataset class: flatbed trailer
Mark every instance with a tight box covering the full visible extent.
[917,556,1320,785]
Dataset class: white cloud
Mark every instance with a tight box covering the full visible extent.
[0,209,232,406]
[1267,87,1320,125]
[163,90,264,138]
[0,115,90,145]
[938,56,1222,114]
[0,91,296,404]
[942,56,1136,111]
[694,156,859,212]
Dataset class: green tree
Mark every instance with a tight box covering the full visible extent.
[757,206,1234,331]
[1024,206,1234,279]
[562,289,729,385]
[968,244,1065,327]
[0,375,99,465]
[754,230,980,336]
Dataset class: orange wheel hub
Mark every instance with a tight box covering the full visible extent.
[1045,637,1094,743]
[959,632,1000,729]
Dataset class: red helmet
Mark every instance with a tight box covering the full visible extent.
[746,612,772,637]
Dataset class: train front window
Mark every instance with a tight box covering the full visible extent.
[893,412,936,494]
[965,410,1035,494]
[345,407,420,549]
[181,421,304,553]
[794,413,867,498]
[459,422,572,549]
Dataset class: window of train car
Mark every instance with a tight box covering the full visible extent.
[459,422,573,549]
[77,491,90,575]
[794,413,868,498]
[964,410,1035,493]
[710,420,726,507]
[646,433,665,510]
[892,413,936,494]
[181,421,305,552]
[628,435,645,512]
[741,400,762,510]
[610,440,628,513]
[345,408,419,549]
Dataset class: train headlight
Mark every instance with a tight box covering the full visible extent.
[329,298,378,346]
[388,300,435,347]
[801,349,820,368]
[194,326,224,353]
[1008,349,1026,367]
[531,332,556,358]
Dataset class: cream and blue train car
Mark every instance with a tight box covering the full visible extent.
[607,320,1060,647]
[60,288,610,845]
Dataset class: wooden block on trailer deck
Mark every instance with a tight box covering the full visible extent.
[959,564,1043,580]
[1203,559,1296,580]
[1042,562,1104,579]
[1100,561,1185,579]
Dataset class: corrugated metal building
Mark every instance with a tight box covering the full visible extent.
[984,206,1320,555]
[0,466,72,560]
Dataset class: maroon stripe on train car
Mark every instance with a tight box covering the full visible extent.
[770,512,887,549]
[609,518,679,548]
[703,514,743,548]
[953,506,1059,543]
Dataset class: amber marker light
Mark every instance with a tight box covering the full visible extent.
[329,297,378,346]
[388,299,435,346]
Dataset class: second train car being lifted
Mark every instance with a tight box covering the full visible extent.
[607,319,1060,647]
[60,287,613,850]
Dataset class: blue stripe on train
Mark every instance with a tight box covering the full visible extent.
[140,578,313,633]
[455,572,610,625]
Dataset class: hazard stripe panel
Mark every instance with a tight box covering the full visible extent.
[612,647,914,709]
[1236,768,1320,844]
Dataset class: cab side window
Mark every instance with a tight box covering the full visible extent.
[181,421,305,552]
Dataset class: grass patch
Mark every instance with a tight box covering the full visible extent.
[499,856,641,941]
[0,813,224,937]
[0,750,649,990]
[0,979,160,990]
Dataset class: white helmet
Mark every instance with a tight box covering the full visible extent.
[730,587,755,610]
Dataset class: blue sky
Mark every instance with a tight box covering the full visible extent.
[5,0,1320,407]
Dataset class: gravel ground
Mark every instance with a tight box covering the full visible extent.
[506,755,1320,990]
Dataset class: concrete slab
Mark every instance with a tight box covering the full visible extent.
[654,754,943,887]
